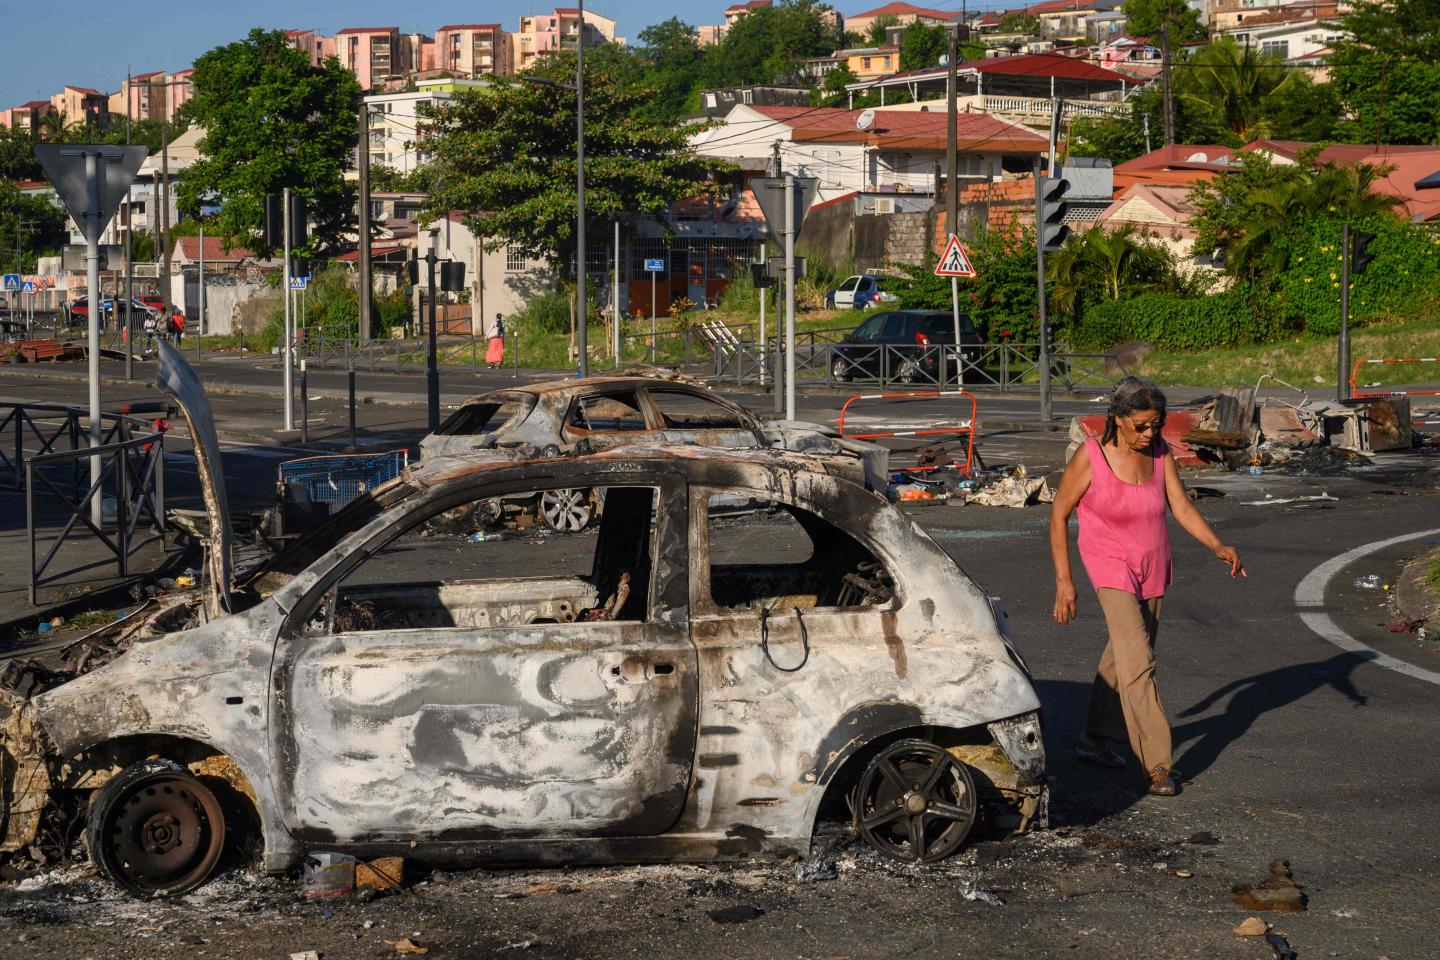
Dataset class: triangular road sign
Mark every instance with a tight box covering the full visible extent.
[934,234,977,278]
[751,176,820,240]
[34,144,148,245]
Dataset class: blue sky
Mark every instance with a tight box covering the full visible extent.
[0,0,702,103]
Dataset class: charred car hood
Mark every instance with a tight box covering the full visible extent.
[154,340,233,616]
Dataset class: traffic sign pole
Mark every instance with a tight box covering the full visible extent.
[784,174,796,422]
[282,187,293,431]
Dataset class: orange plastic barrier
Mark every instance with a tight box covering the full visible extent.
[836,390,978,477]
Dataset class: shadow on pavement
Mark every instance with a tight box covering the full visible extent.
[1171,651,1369,779]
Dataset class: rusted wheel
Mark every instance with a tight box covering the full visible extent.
[853,739,977,863]
[86,759,227,897]
[539,487,593,532]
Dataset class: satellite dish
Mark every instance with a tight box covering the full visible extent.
[857,109,876,131]
[1185,151,1210,163]
[939,54,949,66]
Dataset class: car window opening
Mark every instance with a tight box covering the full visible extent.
[707,496,894,611]
[649,390,746,429]
[435,396,530,437]
[569,393,648,432]
[324,485,659,634]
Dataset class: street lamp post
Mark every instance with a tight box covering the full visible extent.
[575,0,588,379]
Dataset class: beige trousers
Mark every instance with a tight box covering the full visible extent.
[1084,588,1172,774]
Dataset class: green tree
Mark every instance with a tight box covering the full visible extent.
[1176,39,1288,141]
[1260,74,1341,142]
[1045,224,1179,321]
[0,128,41,181]
[866,14,900,47]
[0,178,68,272]
[818,64,859,107]
[1330,0,1440,145]
[899,21,947,70]
[893,226,1041,341]
[636,18,705,123]
[1121,0,1204,43]
[707,0,844,85]
[1189,151,1404,283]
[997,12,1039,33]
[1067,85,1232,164]
[419,52,727,270]
[176,28,362,258]
[368,163,431,193]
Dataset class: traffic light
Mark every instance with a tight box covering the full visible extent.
[406,257,420,285]
[439,260,466,291]
[1350,230,1377,276]
[263,194,283,249]
[1037,176,1071,254]
[287,193,307,250]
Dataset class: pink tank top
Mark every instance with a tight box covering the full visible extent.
[1076,437,1172,599]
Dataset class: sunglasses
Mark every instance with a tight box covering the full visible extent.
[1126,417,1164,434]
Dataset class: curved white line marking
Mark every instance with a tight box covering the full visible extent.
[1294,526,1440,687]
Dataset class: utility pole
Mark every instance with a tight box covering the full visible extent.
[160,120,171,317]
[612,217,620,367]
[1338,222,1350,402]
[1160,18,1174,147]
[784,173,797,422]
[425,244,440,432]
[946,25,958,242]
[575,0,588,378]
[197,219,205,362]
[357,101,372,345]
[124,66,133,377]
[282,187,294,431]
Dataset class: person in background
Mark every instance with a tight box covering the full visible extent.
[171,311,185,347]
[485,312,506,368]
[142,311,157,352]
[1049,377,1246,797]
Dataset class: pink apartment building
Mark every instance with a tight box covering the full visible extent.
[335,27,407,89]
[513,8,618,71]
[435,24,512,76]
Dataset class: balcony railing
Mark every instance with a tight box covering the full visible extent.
[958,94,1129,119]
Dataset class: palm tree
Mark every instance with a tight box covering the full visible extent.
[1177,39,1287,141]
[1047,225,1177,318]
[39,109,68,143]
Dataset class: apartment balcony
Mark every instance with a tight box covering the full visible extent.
[959,94,1129,124]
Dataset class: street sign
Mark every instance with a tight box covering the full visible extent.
[644,258,665,273]
[750,176,820,240]
[1,275,18,291]
[289,276,309,290]
[20,281,35,294]
[934,234,977,278]
[33,144,148,244]
[62,244,124,272]
[766,256,807,279]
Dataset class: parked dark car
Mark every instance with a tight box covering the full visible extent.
[830,310,983,383]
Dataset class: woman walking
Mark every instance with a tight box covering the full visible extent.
[485,312,505,368]
[1050,377,1245,796]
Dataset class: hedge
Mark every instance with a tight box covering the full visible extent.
[1072,287,1290,351]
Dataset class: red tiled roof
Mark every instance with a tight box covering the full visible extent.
[335,244,406,262]
[436,24,502,32]
[850,1,959,20]
[884,52,1134,85]
[64,86,104,96]
[1239,139,1438,166]
[18,100,50,109]
[16,180,49,191]
[174,236,255,262]
[1113,144,1235,173]
[1365,149,1440,222]
[170,68,195,77]
[750,105,1046,151]
[336,26,399,35]
[725,0,771,12]
[1027,0,1099,14]
[130,70,164,81]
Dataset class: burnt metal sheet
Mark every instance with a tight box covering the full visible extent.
[155,340,233,614]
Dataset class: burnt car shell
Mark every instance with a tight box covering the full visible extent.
[1,350,1045,889]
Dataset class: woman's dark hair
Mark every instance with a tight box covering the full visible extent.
[1101,376,1167,445]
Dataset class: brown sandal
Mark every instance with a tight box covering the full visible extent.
[1146,767,1179,796]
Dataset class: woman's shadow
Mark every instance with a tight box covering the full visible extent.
[1036,652,1369,826]
[1170,651,1369,779]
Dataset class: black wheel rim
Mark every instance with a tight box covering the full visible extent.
[854,741,977,863]
[101,773,226,896]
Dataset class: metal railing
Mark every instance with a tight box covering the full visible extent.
[296,332,482,373]
[24,413,168,605]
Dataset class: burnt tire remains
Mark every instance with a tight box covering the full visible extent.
[86,759,227,897]
[852,739,977,863]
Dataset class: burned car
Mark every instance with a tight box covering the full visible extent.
[0,346,1044,897]
[418,376,886,531]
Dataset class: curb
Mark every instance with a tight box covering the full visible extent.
[1394,545,1440,626]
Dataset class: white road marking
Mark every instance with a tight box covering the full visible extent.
[1294,527,1440,687]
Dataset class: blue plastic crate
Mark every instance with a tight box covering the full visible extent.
[279,450,408,507]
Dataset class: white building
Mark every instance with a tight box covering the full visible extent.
[690,104,1048,207]
[1211,2,1344,59]
[363,78,489,174]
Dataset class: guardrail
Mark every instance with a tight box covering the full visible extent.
[23,410,168,605]
[296,332,482,373]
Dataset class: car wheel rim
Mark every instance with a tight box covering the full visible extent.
[832,359,848,380]
[853,740,977,863]
[540,488,592,532]
[98,772,225,896]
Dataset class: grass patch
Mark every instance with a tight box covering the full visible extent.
[1135,317,1440,389]
[1426,551,1440,597]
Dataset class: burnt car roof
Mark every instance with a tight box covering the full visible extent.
[457,376,724,405]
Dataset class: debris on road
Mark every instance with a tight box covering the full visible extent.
[1241,493,1338,506]
[1267,931,1299,960]
[959,878,1005,906]
[1233,916,1268,936]
[707,904,765,923]
[388,937,430,955]
[965,471,1054,508]
[1232,860,1308,912]
[1354,575,1384,590]
[356,856,405,892]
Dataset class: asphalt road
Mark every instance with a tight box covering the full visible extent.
[1,358,1438,958]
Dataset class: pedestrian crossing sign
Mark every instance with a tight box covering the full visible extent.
[2,274,19,291]
[933,234,977,278]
